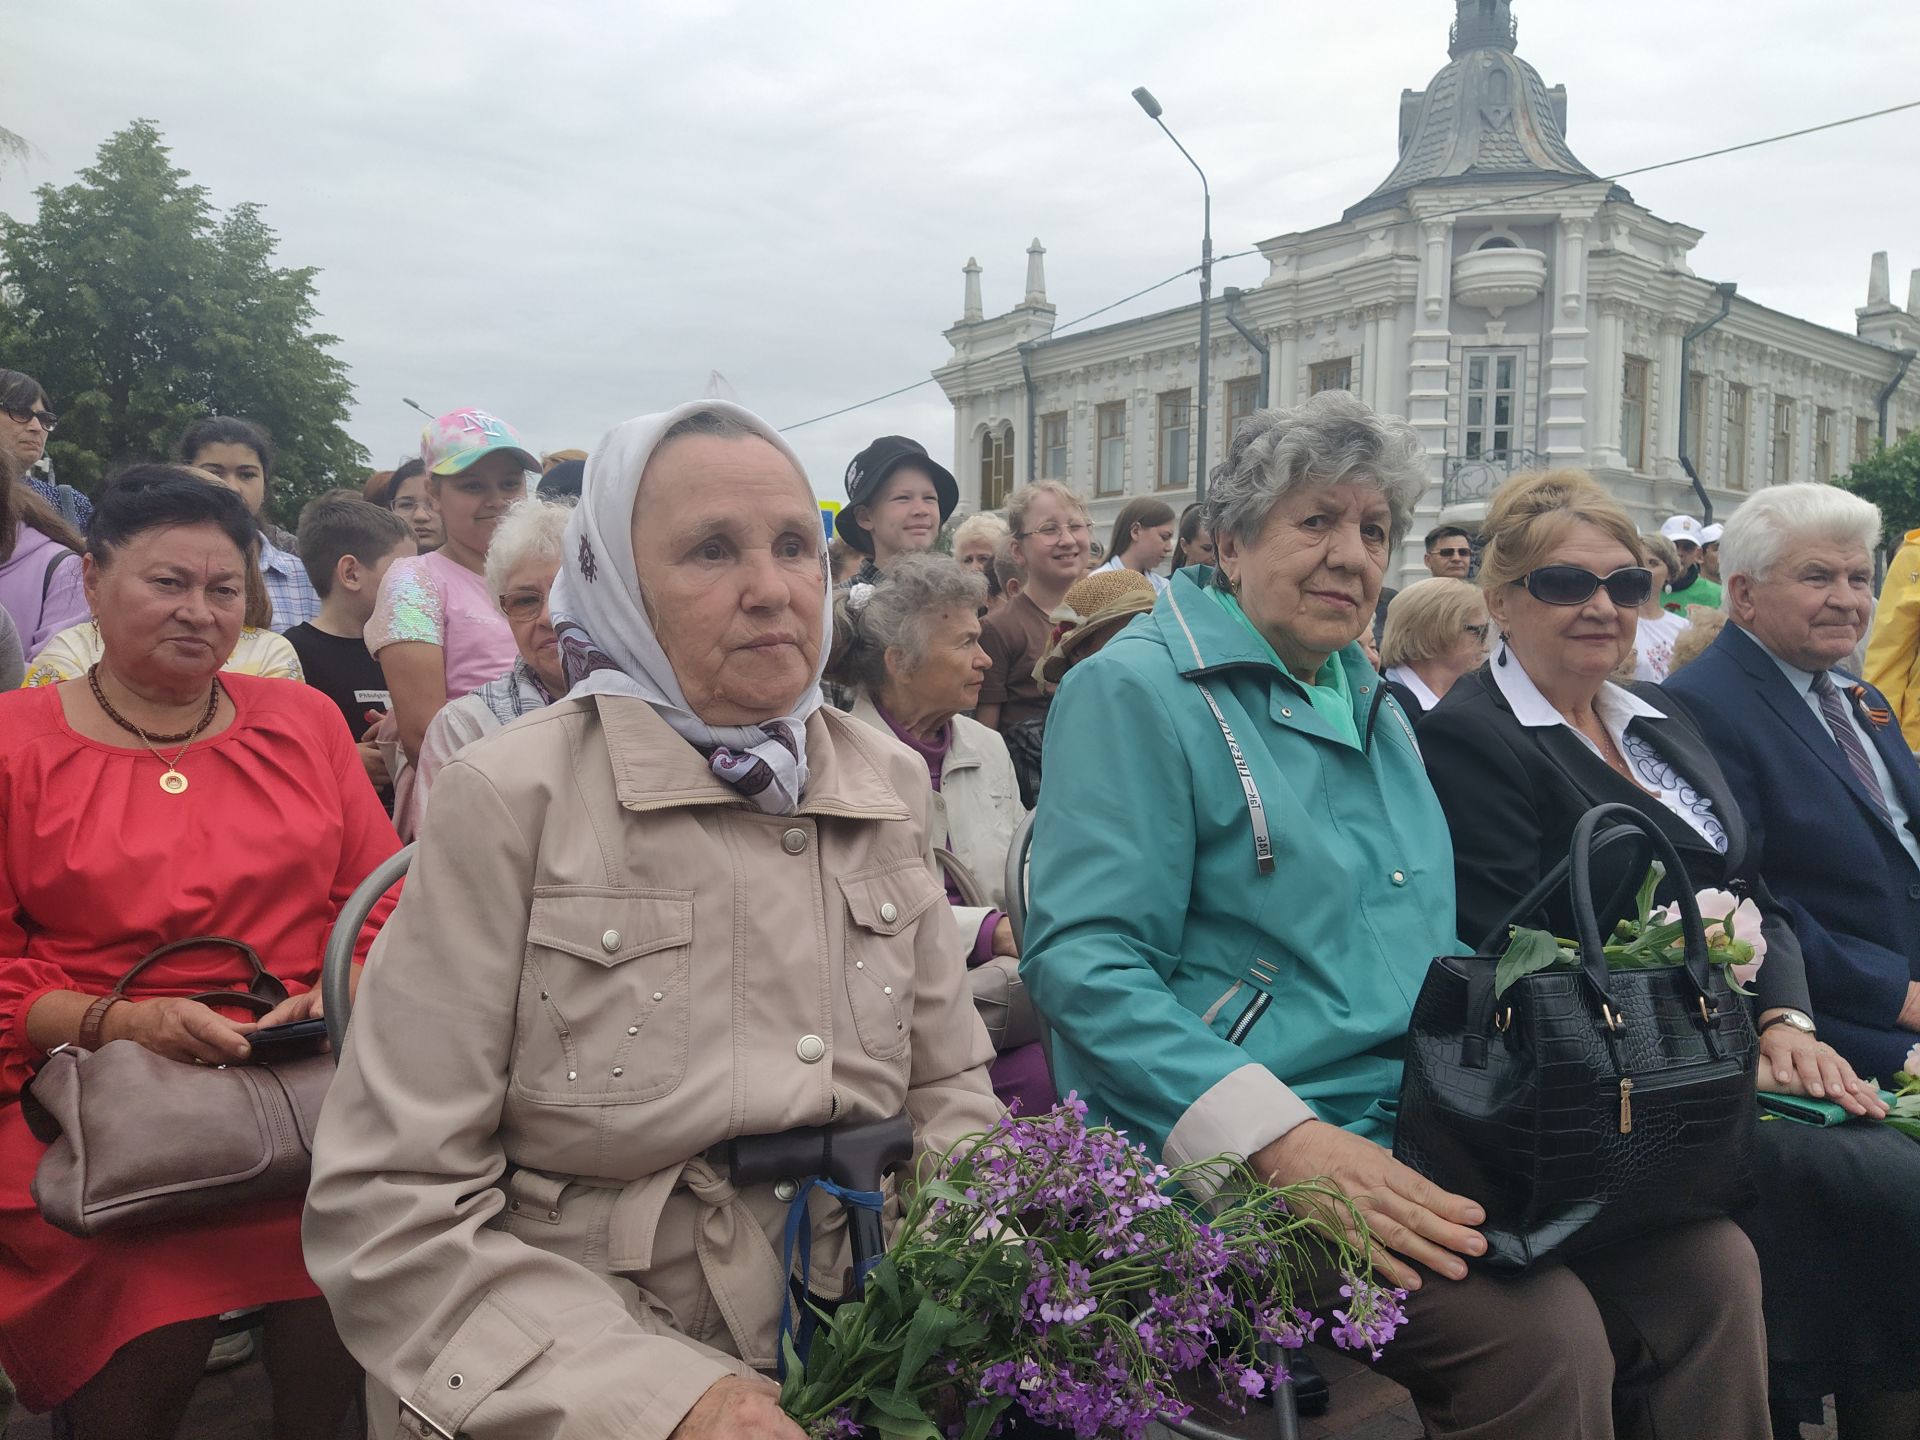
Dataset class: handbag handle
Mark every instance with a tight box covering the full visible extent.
[1473,823,1652,957]
[112,935,291,1015]
[1567,804,1715,1007]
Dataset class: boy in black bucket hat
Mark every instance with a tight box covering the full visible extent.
[841,436,959,583]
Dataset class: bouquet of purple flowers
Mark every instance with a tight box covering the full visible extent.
[778,1098,1403,1440]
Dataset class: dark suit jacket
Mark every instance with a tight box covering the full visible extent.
[1420,663,1812,1019]
[1383,678,1427,725]
[1664,623,1920,1079]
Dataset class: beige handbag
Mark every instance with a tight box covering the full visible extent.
[21,936,332,1238]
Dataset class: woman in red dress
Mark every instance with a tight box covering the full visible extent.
[0,466,401,1435]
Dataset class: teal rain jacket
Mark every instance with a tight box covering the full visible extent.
[1020,567,1465,1173]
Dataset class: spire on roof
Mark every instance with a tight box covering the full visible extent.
[1450,0,1517,59]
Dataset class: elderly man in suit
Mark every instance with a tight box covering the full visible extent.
[1665,483,1920,1082]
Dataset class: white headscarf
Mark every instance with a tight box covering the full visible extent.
[548,401,831,815]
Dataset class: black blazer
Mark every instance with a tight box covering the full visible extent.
[1418,663,1813,1018]
[1383,678,1428,724]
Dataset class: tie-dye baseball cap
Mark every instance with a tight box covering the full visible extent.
[421,407,540,476]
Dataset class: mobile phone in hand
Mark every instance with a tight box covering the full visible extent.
[247,1017,330,1061]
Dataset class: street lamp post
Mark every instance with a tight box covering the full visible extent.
[401,397,435,420]
[1133,86,1213,507]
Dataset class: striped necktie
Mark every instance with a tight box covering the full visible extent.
[1810,671,1892,826]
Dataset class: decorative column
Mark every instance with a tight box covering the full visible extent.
[1655,318,1686,486]
[1543,216,1591,463]
[1407,218,1455,477]
[962,258,983,323]
[1273,322,1301,408]
[1590,301,1622,468]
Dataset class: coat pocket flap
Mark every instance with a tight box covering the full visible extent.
[839,863,944,936]
[527,887,694,966]
[405,1289,553,1438]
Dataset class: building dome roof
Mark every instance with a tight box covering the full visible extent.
[1345,1,1612,220]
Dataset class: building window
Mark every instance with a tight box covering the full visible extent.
[1041,412,1068,480]
[1096,402,1127,496]
[1621,357,1649,471]
[1309,359,1352,395]
[979,427,1013,511]
[1463,350,1522,460]
[1856,415,1876,463]
[1157,390,1192,491]
[1771,397,1793,485]
[1726,384,1751,490]
[1685,374,1707,472]
[1815,407,1835,480]
[1226,376,1261,444]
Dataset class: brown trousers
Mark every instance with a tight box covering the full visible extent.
[1336,1217,1770,1440]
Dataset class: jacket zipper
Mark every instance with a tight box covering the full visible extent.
[1226,990,1271,1046]
[1611,1057,1743,1134]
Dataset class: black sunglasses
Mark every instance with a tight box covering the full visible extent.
[2,404,56,432]
[1516,565,1654,608]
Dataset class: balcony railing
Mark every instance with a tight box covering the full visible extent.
[1442,448,1544,507]
[1449,14,1518,55]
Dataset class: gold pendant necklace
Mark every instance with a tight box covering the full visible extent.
[86,665,224,795]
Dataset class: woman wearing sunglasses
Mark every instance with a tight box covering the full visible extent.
[1421,469,1916,1437]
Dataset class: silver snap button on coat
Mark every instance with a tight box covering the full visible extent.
[600,929,621,953]
[782,828,808,854]
[774,1179,799,1201]
[448,1375,463,1390]
[796,1034,826,1063]
[1391,870,1407,886]
[880,902,899,924]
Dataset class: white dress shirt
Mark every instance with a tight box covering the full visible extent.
[1493,645,1728,853]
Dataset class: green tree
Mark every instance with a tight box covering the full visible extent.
[1838,429,1920,551]
[0,120,366,523]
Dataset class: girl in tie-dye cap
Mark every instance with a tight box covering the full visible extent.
[366,407,538,836]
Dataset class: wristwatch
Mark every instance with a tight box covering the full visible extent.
[1758,1009,1817,1037]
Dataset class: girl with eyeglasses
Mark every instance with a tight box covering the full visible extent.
[974,481,1089,738]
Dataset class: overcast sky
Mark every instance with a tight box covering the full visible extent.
[8,1,1919,501]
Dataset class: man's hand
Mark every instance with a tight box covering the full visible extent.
[669,1375,803,1440]
[1252,1119,1485,1290]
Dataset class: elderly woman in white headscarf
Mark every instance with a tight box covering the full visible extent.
[303,403,1001,1440]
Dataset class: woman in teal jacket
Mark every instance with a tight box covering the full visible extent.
[1021,391,1769,1440]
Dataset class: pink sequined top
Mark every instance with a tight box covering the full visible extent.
[366,551,517,700]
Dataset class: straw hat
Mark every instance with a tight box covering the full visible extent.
[1033,569,1158,686]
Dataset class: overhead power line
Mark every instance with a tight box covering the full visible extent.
[778,97,1920,433]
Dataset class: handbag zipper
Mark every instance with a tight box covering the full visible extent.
[1611,1058,1744,1135]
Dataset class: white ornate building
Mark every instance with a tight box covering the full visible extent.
[933,0,1920,579]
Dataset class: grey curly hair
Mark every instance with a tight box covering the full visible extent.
[825,551,988,694]
[1204,390,1429,555]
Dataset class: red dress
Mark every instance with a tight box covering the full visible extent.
[0,675,401,1411]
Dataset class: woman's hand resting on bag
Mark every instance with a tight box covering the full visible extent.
[1253,1119,1486,1290]
[102,997,253,1066]
[670,1375,805,1440]
[1757,1018,1887,1118]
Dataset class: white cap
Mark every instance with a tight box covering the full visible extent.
[1699,522,1724,544]
[1660,514,1705,545]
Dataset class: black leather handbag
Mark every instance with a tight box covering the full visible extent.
[1393,803,1758,1271]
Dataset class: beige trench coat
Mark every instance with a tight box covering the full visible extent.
[303,694,1002,1440]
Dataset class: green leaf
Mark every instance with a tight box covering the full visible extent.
[1635,862,1665,926]
[894,1296,963,1398]
[960,1396,1015,1440]
[777,1330,807,1411]
[1494,926,1569,999]
[860,1387,940,1434]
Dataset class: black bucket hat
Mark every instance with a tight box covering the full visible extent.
[841,436,959,556]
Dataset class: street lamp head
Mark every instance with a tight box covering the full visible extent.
[1131,87,1163,120]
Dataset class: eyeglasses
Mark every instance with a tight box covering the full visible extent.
[2,404,57,432]
[1016,522,1092,542]
[1515,565,1654,608]
[1430,546,1472,559]
[500,591,547,623]
[1465,622,1490,642]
